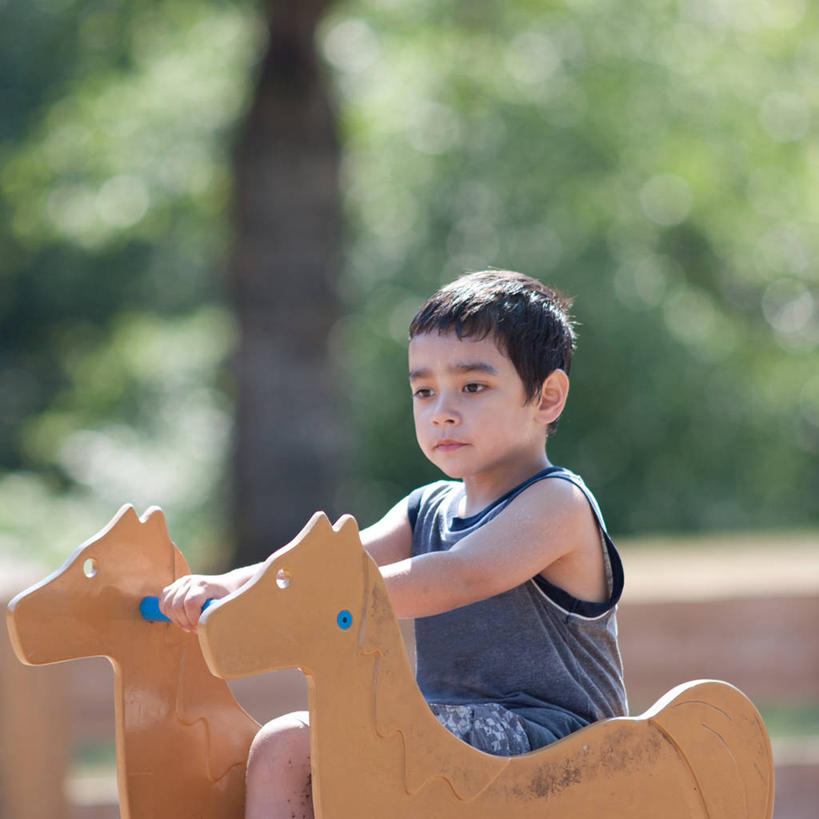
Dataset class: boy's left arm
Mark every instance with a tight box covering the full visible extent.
[380,478,599,620]
[359,495,413,567]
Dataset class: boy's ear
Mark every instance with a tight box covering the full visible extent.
[535,369,570,426]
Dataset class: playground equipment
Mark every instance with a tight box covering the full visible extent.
[6,505,259,819]
[199,511,776,819]
[5,506,775,818]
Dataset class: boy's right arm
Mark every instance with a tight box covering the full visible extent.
[157,497,413,631]
[158,563,262,632]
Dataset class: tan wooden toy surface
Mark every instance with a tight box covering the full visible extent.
[6,506,776,818]
[199,511,776,819]
[6,505,259,819]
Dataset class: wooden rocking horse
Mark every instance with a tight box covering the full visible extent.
[6,506,775,818]
[6,505,259,819]
[198,511,776,819]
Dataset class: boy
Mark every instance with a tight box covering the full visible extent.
[160,270,627,819]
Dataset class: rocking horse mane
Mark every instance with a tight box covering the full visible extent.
[355,544,508,801]
[173,634,257,782]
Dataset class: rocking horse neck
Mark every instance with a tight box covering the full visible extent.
[110,627,185,684]
[108,630,191,762]
[306,572,429,765]
[307,647,375,724]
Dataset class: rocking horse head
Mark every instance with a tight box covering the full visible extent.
[7,504,187,666]
[199,511,383,680]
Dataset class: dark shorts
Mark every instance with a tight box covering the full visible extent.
[428,702,531,756]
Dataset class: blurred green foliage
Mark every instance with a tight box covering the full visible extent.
[1,0,817,567]
[327,0,819,532]
[0,0,262,565]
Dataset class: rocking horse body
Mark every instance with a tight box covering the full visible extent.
[199,511,775,819]
[6,505,259,819]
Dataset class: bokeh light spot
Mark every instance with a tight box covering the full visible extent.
[97,175,150,228]
[759,92,810,143]
[640,174,692,226]
[322,19,379,73]
[762,278,817,351]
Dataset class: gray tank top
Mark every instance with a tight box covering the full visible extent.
[408,466,628,748]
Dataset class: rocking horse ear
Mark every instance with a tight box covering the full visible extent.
[139,506,171,542]
[140,506,171,541]
[278,511,334,559]
[333,514,361,546]
[140,506,190,575]
[107,504,141,536]
[306,510,334,536]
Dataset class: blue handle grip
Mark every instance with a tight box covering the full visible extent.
[139,596,214,623]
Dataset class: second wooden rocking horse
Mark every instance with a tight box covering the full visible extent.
[6,505,259,819]
[199,511,776,819]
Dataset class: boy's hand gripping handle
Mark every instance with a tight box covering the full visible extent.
[139,596,214,623]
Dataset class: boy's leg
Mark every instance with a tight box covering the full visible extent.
[245,711,312,819]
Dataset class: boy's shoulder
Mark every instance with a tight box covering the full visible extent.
[407,466,605,537]
[506,472,597,524]
[406,479,458,530]
[491,466,603,529]
[518,467,607,533]
[408,478,459,498]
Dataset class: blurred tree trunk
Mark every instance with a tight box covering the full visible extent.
[230,0,343,565]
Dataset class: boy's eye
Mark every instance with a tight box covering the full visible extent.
[463,383,485,394]
[412,387,433,399]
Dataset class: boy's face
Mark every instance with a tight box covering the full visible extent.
[408,331,552,487]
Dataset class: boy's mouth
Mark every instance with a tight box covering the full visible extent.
[434,439,466,452]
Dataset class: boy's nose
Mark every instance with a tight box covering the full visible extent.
[431,398,460,426]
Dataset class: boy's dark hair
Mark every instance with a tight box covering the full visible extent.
[409,270,576,432]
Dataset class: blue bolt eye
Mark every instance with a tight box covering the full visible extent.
[336,610,352,630]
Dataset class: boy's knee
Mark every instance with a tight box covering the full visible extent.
[247,714,310,780]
